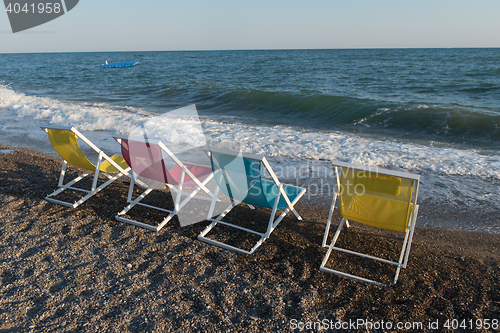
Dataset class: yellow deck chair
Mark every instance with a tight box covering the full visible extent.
[321,161,420,286]
[41,126,134,208]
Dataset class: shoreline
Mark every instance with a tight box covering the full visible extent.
[3,137,500,235]
[0,145,499,331]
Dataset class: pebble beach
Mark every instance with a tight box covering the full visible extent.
[0,146,498,332]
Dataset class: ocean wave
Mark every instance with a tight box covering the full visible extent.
[357,105,500,142]
[0,84,147,133]
[1,85,499,181]
[459,86,500,93]
[201,88,381,125]
[194,88,500,144]
[0,83,24,108]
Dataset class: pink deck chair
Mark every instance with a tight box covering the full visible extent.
[113,135,215,232]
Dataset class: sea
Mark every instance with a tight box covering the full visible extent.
[0,49,499,233]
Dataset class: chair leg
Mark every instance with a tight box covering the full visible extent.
[321,218,346,267]
[116,180,176,232]
[198,196,292,255]
[269,187,306,231]
[280,188,306,221]
[198,200,239,246]
[116,170,216,232]
[320,217,418,287]
[207,186,220,220]
[58,160,68,187]
[46,151,135,208]
[320,218,387,287]
[153,212,176,232]
[46,165,94,208]
[393,206,419,284]
[394,266,402,285]
[285,190,305,220]
[199,199,267,254]
[71,171,123,208]
[322,192,338,247]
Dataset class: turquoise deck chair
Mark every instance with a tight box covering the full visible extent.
[321,161,420,286]
[198,147,306,255]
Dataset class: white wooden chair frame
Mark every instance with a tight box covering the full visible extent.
[198,148,306,255]
[321,161,420,286]
[41,126,142,209]
[113,135,215,232]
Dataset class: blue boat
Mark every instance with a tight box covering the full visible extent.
[100,61,139,68]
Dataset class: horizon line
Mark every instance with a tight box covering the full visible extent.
[1,46,500,55]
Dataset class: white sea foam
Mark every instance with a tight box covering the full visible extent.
[1,85,498,178]
[202,121,500,179]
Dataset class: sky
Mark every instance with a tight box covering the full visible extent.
[1,0,500,53]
